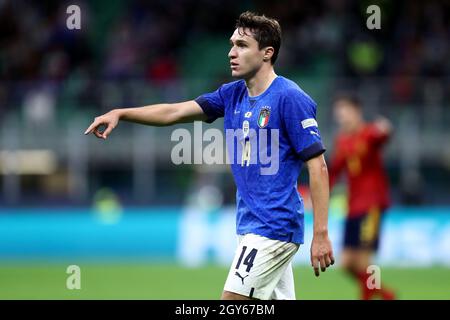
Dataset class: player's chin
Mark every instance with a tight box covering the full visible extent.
[231,70,246,79]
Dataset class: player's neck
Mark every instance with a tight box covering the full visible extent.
[245,67,277,97]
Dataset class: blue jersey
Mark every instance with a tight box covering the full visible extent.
[195,76,325,244]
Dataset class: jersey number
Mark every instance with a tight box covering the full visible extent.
[241,140,251,166]
[235,246,258,272]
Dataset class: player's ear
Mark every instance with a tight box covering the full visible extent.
[263,47,274,62]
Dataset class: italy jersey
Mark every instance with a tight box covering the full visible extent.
[195,76,325,244]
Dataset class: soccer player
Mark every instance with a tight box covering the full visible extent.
[85,11,334,300]
[329,94,396,300]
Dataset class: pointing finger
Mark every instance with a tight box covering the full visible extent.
[84,121,98,135]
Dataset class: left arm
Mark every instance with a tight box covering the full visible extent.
[306,154,335,277]
[279,90,335,275]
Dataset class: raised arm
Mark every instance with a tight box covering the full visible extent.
[84,100,207,139]
[369,116,393,147]
[306,154,335,277]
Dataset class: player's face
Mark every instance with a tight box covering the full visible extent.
[333,101,362,132]
[228,28,266,79]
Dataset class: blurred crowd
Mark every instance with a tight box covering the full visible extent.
[0,0,449,206]
[0,0,449,116]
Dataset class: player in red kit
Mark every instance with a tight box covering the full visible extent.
[329,94,396,300]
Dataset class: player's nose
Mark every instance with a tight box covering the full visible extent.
[228,47,237,59]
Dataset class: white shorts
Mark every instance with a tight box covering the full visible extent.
[223,233,299,300]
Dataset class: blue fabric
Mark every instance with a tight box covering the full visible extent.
[195,76,325,244]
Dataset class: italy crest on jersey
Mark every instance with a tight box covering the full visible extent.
[257,106,270,128]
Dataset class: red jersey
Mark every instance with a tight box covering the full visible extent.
[329,123,391,217]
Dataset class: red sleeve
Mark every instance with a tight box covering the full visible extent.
[328,137,346,190]
[366,124,390,148]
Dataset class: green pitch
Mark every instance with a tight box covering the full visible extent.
[0,264,449,299]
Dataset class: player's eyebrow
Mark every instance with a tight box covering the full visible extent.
[229,39,248,46]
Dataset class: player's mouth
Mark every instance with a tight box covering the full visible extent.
[230,62,239,70]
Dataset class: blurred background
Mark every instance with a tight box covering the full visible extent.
[0,0,449,299]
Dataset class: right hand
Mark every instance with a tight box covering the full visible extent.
[310,231,335,277]
[84,110,120,139]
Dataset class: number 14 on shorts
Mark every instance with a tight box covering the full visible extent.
[235,246,258,272]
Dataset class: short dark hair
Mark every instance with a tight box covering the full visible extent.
[235,11,282,64]
[332,92,362,110]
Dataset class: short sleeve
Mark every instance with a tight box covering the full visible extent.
[282,90,326,161]
[195,85,227,123]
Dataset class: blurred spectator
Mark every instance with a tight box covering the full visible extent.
[0,0,449,206]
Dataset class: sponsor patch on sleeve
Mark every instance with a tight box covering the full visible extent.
[301,118,318,129]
